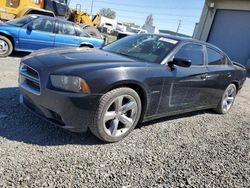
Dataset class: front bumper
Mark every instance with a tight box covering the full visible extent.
[20,87,101,132]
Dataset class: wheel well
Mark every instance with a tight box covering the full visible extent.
[231,81,239,92]
[108,83,147,122]
[80,44,94,48]
[0,32,14,48]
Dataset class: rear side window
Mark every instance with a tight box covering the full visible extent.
[75,25,89,37]
[32,18,55,33]
[207,47,226,65]
[58,22,76,36]
[175,44,204,66]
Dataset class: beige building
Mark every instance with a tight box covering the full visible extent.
[194,0,250,68]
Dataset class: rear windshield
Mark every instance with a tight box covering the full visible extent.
[103,34,178,63]
[7,15,38,27]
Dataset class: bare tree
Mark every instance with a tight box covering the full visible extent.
[99,8,116,19]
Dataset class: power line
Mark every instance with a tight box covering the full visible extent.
[116,14,198,24]
[92,5,201,18]
[70,1,201,20]
[72,0,199,35]
[94,0,202,10]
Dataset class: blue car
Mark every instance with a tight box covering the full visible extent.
[0,15,104,57]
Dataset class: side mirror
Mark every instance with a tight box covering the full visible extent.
[168,57,191,69]
[27,24,34,31]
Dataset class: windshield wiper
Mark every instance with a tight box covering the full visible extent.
[115,52,133,58]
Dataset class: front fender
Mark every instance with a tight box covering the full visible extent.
[0,29,18,46]
[80,65,163,118]
[0,30,12,36]
[103,79,150,96]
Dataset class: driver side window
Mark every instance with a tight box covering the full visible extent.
[175,44,204,66]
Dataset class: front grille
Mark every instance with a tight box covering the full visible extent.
[19,63,41,95]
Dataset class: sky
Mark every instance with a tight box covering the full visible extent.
[69,0,205,36]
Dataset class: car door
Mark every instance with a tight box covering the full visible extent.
[18,18,56,51]
[203,46,234,106]
[158,43,209,114]
[54,21,80,47]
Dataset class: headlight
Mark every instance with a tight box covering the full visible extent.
[50,75,90,94]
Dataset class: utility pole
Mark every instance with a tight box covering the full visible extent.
[90,0,94,17]
[176,20,181,35]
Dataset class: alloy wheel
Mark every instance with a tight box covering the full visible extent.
[0,39,9,55]
[222,85,236,112]
[103,95,138,137]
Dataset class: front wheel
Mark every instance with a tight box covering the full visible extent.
[0,36,13,57]
[90,87,142,142]
[214,84,237,114]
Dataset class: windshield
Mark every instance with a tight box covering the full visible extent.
[103,34,178,63]
[7,15,38,27]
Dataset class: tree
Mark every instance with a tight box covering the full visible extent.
[144,14,154,26]
[99,8,116,19]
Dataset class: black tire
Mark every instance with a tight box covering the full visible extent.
[0,35,13,57]
[213,84,237,114]
[90,87,142,142]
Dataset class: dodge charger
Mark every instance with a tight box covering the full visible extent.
[19,34,247,142]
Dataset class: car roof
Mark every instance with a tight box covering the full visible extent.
[29,14,75,25]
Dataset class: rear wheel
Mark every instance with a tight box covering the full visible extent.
[0,36,13,57]
[90,87,141,142]
[214,84,237,114]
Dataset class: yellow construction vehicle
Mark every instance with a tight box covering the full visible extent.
[0,0,71,21]
[69,4,100,27]
[0,0,102,38]
[68,4,101,37]
[0,1,100,26]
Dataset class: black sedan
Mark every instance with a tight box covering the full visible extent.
[19,34,247,142]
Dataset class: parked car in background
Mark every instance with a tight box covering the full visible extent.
[117,27,147,39]
[0,15,104,57]
[19,34,247,142]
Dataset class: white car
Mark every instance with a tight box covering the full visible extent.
[117,27,147,39]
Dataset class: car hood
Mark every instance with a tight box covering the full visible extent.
[24,47,137,68]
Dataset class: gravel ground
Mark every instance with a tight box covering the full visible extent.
[0,54,249,187]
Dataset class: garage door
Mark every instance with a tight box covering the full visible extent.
[208,10,250,66]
